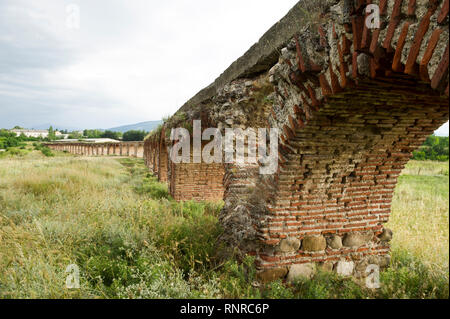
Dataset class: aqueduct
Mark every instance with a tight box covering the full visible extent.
[51,0,449,281]
[46,141,144,158]
[144,0,449,281]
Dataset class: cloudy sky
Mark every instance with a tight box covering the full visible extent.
[0,0,448,135]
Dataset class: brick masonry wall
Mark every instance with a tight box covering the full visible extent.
[142,0,448,281]
[169,161,225,201]
[158,130,169,183]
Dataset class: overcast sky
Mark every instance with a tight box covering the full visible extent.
[0,0,448,135]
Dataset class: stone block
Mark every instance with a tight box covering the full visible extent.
[328,235,343,249]
[257,267,288,283]
[336,261,354,277]
[379,228,393,242]
[302,235,327,251]
[287,263,316,282]
[278,237,301,253]
[343,232,371,248]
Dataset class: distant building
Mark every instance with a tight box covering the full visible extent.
[11,129,49,138]
[55,138,120,143]
[10,129,65,139]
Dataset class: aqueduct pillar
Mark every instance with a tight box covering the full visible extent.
[144,0,449,281]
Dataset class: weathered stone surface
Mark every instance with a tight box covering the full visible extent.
[302,236,327,251]
[317,261,334,273]
[367,256,380,265]
[343,232,371,248]
[287,263,316,282]
[357,53,371,77]
[355,260,369,273]
[278,237,301,253]
[336,261,354,277]
[354,261,370,279]
[328,235,343,249]
[379,228,393,242]
[257,267,288,283]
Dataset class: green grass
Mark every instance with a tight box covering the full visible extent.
[389,161,449,272]
[0,156,448,299]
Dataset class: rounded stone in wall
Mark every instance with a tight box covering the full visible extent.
[336,261,354,277]
[301,235,327,251]
[368,255,380,265]
[355,260,368,271]
[287,263,316,283]
[317,261,334,273]
[342,232,372,248]
[379,228,393,242]
[327,235,343,249]
[256,267,288,283]
[278,237,301,253]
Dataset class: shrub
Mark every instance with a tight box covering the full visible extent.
[40,146,54,157]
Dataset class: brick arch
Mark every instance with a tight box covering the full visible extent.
[231,0,449,280]
[141,0,448,281]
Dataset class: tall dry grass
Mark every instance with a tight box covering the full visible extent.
[0,156,448,299]
[388,161,449,272]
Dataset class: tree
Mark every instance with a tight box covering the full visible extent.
[68,131,83,139]
[48,126,56,140]
[122,130,147,141]
[101,130,121,140]
[412,135,449,161]
[83,129,103,138]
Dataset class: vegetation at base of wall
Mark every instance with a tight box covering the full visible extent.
[0,156,448,299]
[412,135,449,161]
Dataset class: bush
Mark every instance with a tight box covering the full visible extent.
[40,146,54,157]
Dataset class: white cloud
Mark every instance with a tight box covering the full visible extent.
[435,121,449,137]
[0,0,301,128]
[0,0,448,137]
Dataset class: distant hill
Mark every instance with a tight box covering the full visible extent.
[108,121,162,133]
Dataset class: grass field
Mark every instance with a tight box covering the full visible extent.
[0,152,448,299]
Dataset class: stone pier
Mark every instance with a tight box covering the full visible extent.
[142,0,449,281]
